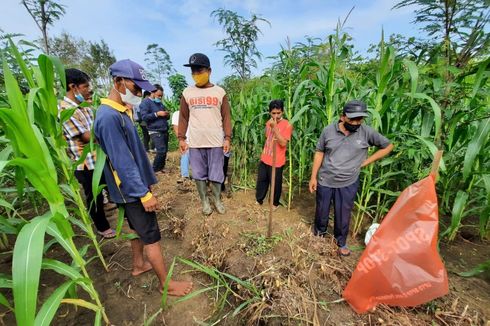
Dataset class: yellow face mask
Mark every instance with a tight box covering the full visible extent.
[192,72,210,87]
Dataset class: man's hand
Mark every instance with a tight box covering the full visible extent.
[179,140,188,153]
[269,118,277,128]
[157,111,169,117]
[223,139,231,154]
[309,178,317,193]
[142,195,159,212]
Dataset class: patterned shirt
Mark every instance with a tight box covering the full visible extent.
[59,97,96,170]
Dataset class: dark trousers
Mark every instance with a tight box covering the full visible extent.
[255,161,283,206]
[140,124,151,151]
[74,168,110,232]
[313,179,359,247]
[222,154,230,191]
[150,131,168,172]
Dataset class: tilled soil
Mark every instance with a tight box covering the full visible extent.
[0,151,488,325]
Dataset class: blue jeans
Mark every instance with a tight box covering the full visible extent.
[313,179,359,247]
[150,131,168,172]
[181,150,189,178]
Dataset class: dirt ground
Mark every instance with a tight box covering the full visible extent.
[1,151,489,325]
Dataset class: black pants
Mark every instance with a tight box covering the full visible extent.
[255,161,283,206]
[150,131,168,172]
[222,154,230,191]
[313,179,359,247]
[140,124,151,151]
[74,168,110,232]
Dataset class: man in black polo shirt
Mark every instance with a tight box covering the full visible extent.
[309,100,394,256]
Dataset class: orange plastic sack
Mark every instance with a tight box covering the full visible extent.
[343,175,448,313]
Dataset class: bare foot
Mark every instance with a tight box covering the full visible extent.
[132,261,153,276]
[159,280,193,297]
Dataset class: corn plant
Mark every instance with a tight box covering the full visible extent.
[0,40,109,324]
[227,27,489,241]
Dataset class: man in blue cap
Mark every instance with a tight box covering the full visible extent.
[94,59,192,296]
[309,100,394,256]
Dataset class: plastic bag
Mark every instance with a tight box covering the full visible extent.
[364,223,380,245]
[343,175,448,313]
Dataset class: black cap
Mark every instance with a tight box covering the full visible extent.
[343,100,369,118]
[183,53,210,68]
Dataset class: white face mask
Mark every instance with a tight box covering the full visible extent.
[116,80,141,106]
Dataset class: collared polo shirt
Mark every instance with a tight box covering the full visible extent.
[315,122,390,188]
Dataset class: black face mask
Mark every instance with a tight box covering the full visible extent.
[344,122,360,132]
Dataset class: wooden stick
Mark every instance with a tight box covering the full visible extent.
[268,139,277,238]
[430,150,443,181]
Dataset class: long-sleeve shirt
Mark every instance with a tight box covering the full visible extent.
[139,98,169,132]
[94,98,157,203]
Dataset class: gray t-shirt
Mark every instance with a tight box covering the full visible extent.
[315,122,390,188]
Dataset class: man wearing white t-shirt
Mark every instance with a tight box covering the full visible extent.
[178,53,232,215]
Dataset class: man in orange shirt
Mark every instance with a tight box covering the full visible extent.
[256,100,293,210]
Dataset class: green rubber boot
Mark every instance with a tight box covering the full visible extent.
[195,180,212,215]
[210,182,226,214]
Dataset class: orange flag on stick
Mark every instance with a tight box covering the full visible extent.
[343,175,448,313]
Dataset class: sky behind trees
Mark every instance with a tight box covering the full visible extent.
[1,0,418,84]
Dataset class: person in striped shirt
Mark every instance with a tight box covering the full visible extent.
[59,68,115,238]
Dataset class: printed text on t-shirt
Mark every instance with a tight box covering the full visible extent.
[189,96,219,107]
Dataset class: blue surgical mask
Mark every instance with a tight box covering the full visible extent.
[153,98,162,104]
[75,93,85,103]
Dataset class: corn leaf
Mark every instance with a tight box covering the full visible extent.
[470,58,489,100]
[0,216,18,234]
[41,259,83,281]
[444,190,469,240]
[60,298,99,312]
[463,118,490,181]
[2,55,27,119]
[403,59,418,97]
[92,146,106,199]
[47,55,66,95]
[8,39,35,88]
[59,108,76,124]
[0,292,13,311]
[46,222,84,268]
[37,55,58,119]
[12,213,52,326]
[411,93,442,142]
[34,280,74,326]
[8,158,62,205]
[0,273,12,289]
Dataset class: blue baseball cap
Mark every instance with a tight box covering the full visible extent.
[109,59,156,92]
